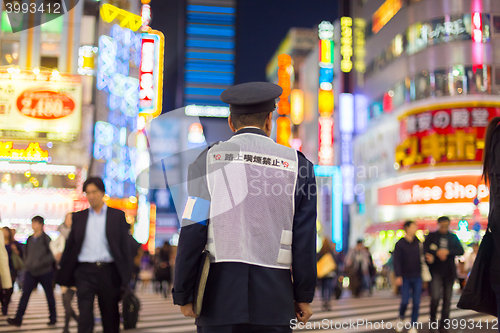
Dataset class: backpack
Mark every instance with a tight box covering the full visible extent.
[122,288,141,329]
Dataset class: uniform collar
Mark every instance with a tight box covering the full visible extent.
[233,127,268,137]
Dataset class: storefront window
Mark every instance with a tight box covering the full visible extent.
[415,71,430,100]
[493,16,500,34]
[1,40,19,65]
[434,69,449,97]
[466,66,490,94]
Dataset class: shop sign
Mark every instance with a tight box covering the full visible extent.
[396,106,500,168]
[0,141,49,162]
[318,116,334,165]
[139,29,164,119]
[372,0,403,34]
[340,17,353,73]
[0,71,82,142]
[378,175,489,205]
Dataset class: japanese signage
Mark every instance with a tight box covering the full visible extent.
[353,18,366,74]
[0,71,82,142]
[0,141,49,163]
[372,0,403,34]
[139,29,164,119]
[378,175,489,205]
[395,106,500,168]
[340,17,353,73]
[209,151,296,170]
[318,116,334,165]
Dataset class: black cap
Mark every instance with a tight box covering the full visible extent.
[220,82,282,114]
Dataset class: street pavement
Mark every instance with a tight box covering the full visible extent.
[0,285,495,332]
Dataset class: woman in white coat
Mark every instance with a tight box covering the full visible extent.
[0,233,12,314]
[50,213,78,333]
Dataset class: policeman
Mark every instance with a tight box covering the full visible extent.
[173,82,317,333]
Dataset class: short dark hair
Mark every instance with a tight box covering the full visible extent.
[83,177,105,193]
[356,239,363,245]
[32,215,44,225]
[403,220,415,230]
[230,111,271,130]
[438,216,450,224]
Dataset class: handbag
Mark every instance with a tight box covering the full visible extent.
[11,252,24,271]
[457,230,498,317]
[193,250,210,318]
[419,242,432,282]
[317,253,337,279]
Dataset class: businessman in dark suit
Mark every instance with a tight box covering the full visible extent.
[57,177,132,333]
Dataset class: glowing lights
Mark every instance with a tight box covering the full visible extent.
[472,12,482,43]
[185,105,230,117]
[318,117,334,165]
[314,165,343,252]
[372,0,403,34]
[277,54,292,116]
[318,89,334,117]
[187,123,206,144]
[100,4,143,32]
[317,21,335,164]
[353,19,366,74]
[52,70,59,77]
[129,196,138,203]
[7,67,14,74]
[68,173,76,180]
[276,54,292,148]
[340,93,354,204]
[290,89,304,125]
[141,4,151,27]
[340,94,354,133]
[0,142,50,163]
[139,30,165,119]
[78,46,98,76]
[24,171,31,178]
[32,67,40,75]
[276,116,291,147]
[340,17,353,73]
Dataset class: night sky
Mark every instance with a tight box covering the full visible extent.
[235,0,339,83]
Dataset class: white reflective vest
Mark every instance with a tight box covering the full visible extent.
[206,132,299,269]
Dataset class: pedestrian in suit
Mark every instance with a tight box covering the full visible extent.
[7,216,56,327]
[57,177,132,333]
[173,82,317,332]
[50,212,79,333]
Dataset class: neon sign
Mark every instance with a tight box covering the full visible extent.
[78,46,97,76]
[100,4,142,32]
[318,117,334,165]
[277,54,291,116]
[340,17,353,73]
[353,19,366,74]
[372,0,403,34]
[0,141,49,163]
[139,29,164,119]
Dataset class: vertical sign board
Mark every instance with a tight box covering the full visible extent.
[340,93,354,204]
[139,30,164,119]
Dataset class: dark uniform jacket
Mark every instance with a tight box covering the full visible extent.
[172,127,317,326]
[488,125,500,281]
[56,207,132,287]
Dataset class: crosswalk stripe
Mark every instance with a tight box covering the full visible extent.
[0,288,494,333]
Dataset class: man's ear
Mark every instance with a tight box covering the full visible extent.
[228,114,236,132]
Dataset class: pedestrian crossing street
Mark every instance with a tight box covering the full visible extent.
[0,287,495,332]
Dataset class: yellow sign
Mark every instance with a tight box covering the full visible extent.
[396,132,482,167]
[0,142,49,163]
[340,17,353,73]
[100,4,143,32]
[353,19,366,73]
[372,0,403,34]
[290,89,304,125]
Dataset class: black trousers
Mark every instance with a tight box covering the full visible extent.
[75,263,121,333]
[430,273,454,326]
[197,324,291,333]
